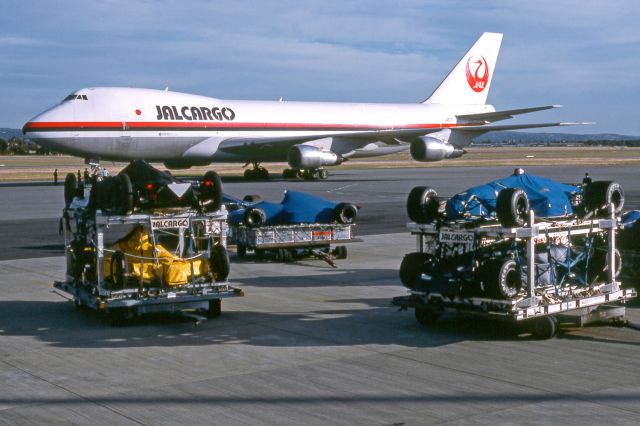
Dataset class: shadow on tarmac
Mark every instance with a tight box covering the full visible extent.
[2,292,638,350]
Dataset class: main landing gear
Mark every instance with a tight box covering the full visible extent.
[243,162,270,180]
[282,168,329,180]
[243,162,330,181]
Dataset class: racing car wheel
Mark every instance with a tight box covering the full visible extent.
[201,171,223,212]
[496,188,529,227]
[583,181,624,217]
[244,207,266,228]
[210,244,230,282]
[480,258,522,299]
[406,186,439,224]
[334,203,358,224]
[399,252,436,290]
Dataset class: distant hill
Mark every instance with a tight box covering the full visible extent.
[474,131,640,145]
[0,128,23,140]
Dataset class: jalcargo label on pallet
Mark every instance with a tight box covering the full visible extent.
[151,216,190,229]
[312,230,332,241]
[439,229,474,244]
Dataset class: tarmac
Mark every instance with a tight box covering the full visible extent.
[1,165,640,424]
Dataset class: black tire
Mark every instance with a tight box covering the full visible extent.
[530,315,558,339]
[257,168,269,179]
[583,181,624,216]
[244,207,266,228]
[319,169,329,180]
[481,259,522,299]
[206,299,222,318]
[115,173,133,214]
[587,248,622,282]
[237,244,247,257]
[282,248,294,263]
[243,194,262,203]
[334,245,348,259]
[64,173,78,206]
[399,252,435,290]
[496,188,529,227]
[334,203,358,224]
[303,169,319,180]
[110,250,128,289]
[88,174,132,214]
[274,248,283,262]
[202,171,223,212]
[107,307,136,326]
[415,307,439,326]
[406,186,439,224]
[255,248,265,260]
[210,244,230,282]
[88,179,105,211]
[275,248,293,262]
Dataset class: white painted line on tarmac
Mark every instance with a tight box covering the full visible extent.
[327,183,357,193]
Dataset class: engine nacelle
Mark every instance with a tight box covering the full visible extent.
[410,137,465,162]
[288,145,343,169]
[164,160,210,169]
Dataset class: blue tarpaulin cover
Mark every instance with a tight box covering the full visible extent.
[228,190,338,225]
[445,172,580,220]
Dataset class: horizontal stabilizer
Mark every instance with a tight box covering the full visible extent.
[457,105,561,123]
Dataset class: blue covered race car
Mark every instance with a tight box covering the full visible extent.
[227,190,358,228]
[406,169,624,227]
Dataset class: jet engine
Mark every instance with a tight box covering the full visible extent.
[288,145,343,169]
[163,160,210,169]
[410,137,465,162]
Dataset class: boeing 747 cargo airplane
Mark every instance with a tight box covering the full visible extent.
[23,32,582,180]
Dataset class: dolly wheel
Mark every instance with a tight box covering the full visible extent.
[107,307,137,326]
[415,307,439,327]
[207,299,222,318]
[531,316,558,339]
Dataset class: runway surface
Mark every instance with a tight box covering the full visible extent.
[1,164,639,424]
[1,164,639,261]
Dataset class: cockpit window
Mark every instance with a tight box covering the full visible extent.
[64,94,88,101]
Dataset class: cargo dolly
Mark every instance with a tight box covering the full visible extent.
[229,222,361,266]
[393,206,636,338]
[55,206,243,324]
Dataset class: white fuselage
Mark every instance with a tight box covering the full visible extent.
[24,87,492,164]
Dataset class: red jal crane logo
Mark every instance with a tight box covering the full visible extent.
[465,55,489,92]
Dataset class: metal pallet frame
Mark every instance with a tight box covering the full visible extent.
[397,204,636,322]
[229,223,361,250]
[57,207,243,315]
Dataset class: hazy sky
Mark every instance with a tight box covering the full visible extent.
[2,0,639,135]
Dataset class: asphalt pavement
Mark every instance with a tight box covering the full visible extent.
[0,164,639,424]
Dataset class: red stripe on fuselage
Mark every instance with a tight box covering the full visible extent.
[23,121,465,132]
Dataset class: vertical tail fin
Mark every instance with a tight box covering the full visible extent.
[424,32,503,105]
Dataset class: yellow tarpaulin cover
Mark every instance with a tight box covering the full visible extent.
[104,225,208,286]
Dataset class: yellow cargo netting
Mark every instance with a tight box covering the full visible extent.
[104,225,209,286]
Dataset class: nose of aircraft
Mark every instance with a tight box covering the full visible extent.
[23,100,75,135]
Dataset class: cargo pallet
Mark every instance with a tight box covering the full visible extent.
[55,207,243,324]
[393,207,637,338]
[229,223,361,264]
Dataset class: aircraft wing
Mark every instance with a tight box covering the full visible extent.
[215,128,437,156]
[457,105,560,123]
[457,122,592,132]
[201,121,588,159]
